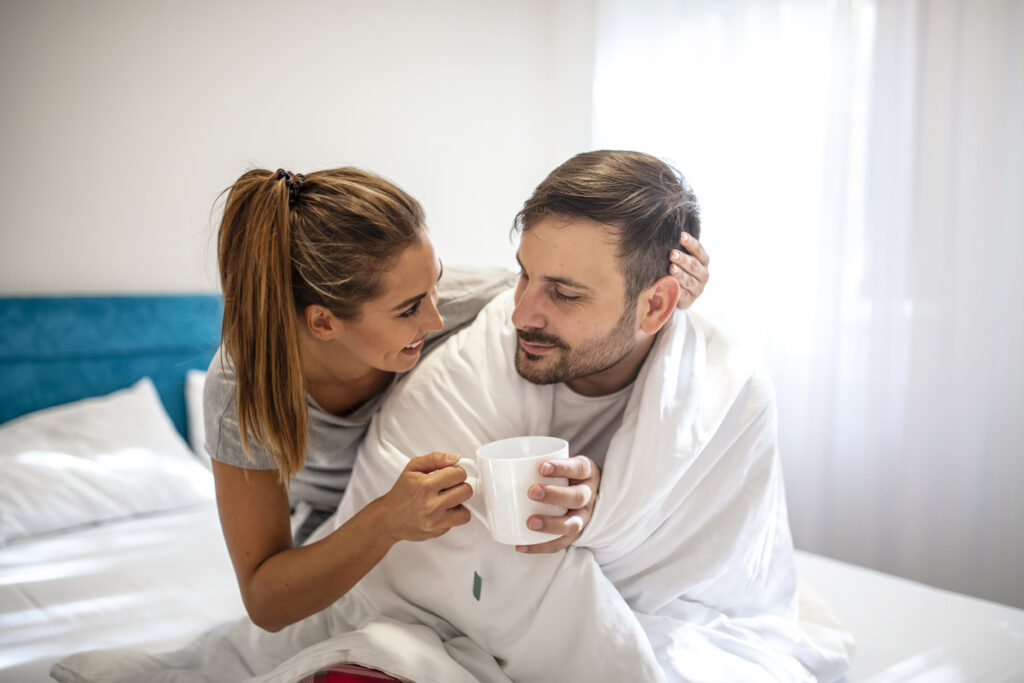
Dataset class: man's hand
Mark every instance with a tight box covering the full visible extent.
[517,454,600,553]
[671,232,710,309]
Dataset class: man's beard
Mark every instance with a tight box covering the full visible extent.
[514,303,637,385]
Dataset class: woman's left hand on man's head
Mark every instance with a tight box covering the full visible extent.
[671,232,710,309]
[517,455,601,554]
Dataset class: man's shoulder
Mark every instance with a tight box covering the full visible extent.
[681,311,777,413]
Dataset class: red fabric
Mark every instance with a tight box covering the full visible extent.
[299,662,402,682]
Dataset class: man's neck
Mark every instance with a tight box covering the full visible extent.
[565,335,657,398]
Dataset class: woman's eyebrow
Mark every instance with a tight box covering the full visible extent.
[392,292,426,311]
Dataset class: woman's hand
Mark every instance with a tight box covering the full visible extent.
[213,452,470,633]
[517,454,601,554]
[670,232,710,309]
[380,452,473,543]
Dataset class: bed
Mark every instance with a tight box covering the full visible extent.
[1,295,1022,682]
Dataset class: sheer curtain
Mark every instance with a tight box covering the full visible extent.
[592,0,1024,608]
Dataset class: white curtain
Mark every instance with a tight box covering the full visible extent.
[592,0,1024,609]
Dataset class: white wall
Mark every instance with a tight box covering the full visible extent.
[0,0,595,294]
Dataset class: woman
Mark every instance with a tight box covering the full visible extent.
[205,166,710,632]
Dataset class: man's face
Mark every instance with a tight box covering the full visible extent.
[512,214,640,394]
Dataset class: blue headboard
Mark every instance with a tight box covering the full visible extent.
[0,295,223,440]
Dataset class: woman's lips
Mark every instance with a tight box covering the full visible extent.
[401,338,425,355]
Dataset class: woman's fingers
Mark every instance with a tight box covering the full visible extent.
[671,233,710,309]
[406,451,460,473]
[681,232,709,266]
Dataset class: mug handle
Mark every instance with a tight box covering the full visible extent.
[459,460,491,532]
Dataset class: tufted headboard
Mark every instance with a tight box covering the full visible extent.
[0,295,223,441]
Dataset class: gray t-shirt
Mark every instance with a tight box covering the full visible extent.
[204,265,514,512]
[550,381,632,470]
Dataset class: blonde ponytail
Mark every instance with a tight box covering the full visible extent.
[217,167,424,480]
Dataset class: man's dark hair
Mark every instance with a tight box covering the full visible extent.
[513,150,701,303]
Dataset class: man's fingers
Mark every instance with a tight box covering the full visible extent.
[515,512,587,553]
[539,455,593,481]
[528,511,586,536]
[529,482,592,510]
[515,537,571,554]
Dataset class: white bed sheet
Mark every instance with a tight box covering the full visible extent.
[795,551,1024,682]
[0,501,245,682]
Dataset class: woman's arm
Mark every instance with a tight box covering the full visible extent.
[213,452,471,632]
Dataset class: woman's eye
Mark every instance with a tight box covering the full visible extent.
[398,301,421,319]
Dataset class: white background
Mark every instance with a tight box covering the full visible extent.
[0,0,595,293]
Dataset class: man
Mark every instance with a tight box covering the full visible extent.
[315,150,852,681]
[507,150,704,550]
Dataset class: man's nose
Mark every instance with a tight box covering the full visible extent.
[511,281,545,331]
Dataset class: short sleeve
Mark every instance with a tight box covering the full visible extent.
[203,347,277,471]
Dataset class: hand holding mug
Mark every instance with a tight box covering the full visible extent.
[517,454,601,554]
[380,452,472,543]
[460,436,570,546]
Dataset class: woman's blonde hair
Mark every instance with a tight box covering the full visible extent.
[217,167,424,480]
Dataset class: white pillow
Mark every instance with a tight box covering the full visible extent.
[0,378,213,545]
[185,369,210,467]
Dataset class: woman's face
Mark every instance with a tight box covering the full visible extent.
[330,234,445,375]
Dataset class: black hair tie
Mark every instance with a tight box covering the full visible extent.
[274,169,305,206]
[288,173,305,206]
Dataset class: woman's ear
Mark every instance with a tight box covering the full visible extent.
[637,276,681,335]
[304,305,340,341]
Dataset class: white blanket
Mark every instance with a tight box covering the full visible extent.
[54,290,852,682]
[327,290,852,682]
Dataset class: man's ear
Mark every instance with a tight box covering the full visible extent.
[304,305,340,341]
[637,276,681,335]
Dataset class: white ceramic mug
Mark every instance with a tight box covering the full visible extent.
[461,436,570,545]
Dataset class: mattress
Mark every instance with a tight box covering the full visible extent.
[795,552,1024,682]
[0,501,246,682]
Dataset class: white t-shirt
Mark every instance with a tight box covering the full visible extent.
[550,381,632,470]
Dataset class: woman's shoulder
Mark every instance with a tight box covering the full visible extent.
[201,347,277,471]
